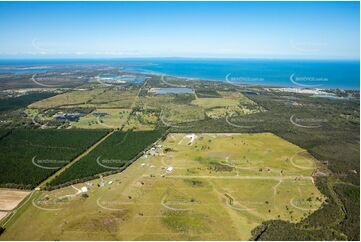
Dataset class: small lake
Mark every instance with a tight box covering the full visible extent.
[97,75,147,83]
[150,87,193,95]
[311,94,355,100]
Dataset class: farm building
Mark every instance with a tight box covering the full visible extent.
[54,113,81,122]
[92,112,109,117]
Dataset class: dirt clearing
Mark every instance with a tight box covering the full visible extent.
[0,189,30,211]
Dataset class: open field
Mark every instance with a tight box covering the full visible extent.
[195,89,222,98]
[24,87,139,129]
[123,110,159,131]
[0,129,108,188]
[1,133,324,240]
[29,88,138,109]
[136,90,263,125]
[161,104,205,125]
[86,89,138,108]
[29,89,104,109]
[192,97,240,108]
[137,94,205,125]
[71,108,131,129]
[22,83,262,130]
[0,190,30,211]
[170,88,359,240]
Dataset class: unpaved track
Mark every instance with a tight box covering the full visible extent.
[160,75,187,88]
[160,196,192,211]
[225,115,254,129]
[290,197,318,211]
[166,175,313,181]
[0,212,8,221]
[290,152,315,170]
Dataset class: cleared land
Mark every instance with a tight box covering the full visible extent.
[30,88,138,109]
[25,87,140,129]
[25,86,263,130]
[191,97,240,109]
[195,89,222,98]
[136,90,263,126]
[29,89,104,109]
[1,133,324,240]
[0,190,30,211]
[123,110,159,131]
[71,108,131,129]
[193,92,264,119]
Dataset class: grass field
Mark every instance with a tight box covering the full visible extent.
[194,89,222,98]
[1,133,324,240]
[136,95,206,125]
[25,87,139,129]
[137,90,265,125]
[161,104,205,124]
[29,88,138,109]
[0,129,108,188]
[29,89,104,109]
[71,109,131,129]
[192,91,263,119]
[83,89,138,109]
[191,97,240,109]
[123,110,159,131]
[26,88,263,129]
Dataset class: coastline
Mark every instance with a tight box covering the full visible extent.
[127,71,360,95]
[0,59,359,91]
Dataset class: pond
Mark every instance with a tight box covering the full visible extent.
[149,87,193,95]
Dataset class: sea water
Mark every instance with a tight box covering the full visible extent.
[0,58,359,89]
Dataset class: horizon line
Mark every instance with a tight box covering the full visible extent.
[0,56,359,62]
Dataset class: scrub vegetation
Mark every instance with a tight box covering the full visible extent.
[0,68,358,241]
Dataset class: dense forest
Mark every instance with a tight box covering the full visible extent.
[0,129,108,189]
[49,129,166,188]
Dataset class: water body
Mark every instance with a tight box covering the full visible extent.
[150,87,193,95]
[0,66,62,73]
[97,75,147,83]
[311,94,355,100]
[0,58,359,89]
[126,59,360,90]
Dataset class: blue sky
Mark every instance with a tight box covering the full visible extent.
[0,1,359,59]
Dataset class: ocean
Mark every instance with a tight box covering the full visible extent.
[0,58,359,89]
